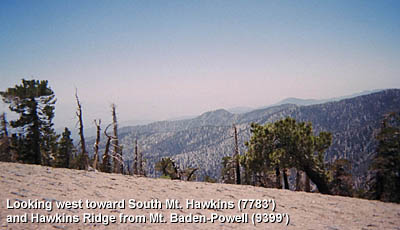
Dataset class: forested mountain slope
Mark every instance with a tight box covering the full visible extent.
[91,89,400,188]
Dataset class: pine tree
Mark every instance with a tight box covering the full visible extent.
[0,79,56,165]
[54,128,74,168]
[243,118,332,194]
[328,159,353,196]
[0,113,11,162]
[368,112,400,203]
[221,156,235,184]
[155,157,180,179]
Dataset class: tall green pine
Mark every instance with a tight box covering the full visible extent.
[368,112,400,203]
[0,79,57,165]
[55,128,74,168]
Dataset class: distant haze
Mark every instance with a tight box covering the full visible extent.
[1,1,400,131]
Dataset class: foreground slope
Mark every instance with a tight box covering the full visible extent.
[1,162,399,230]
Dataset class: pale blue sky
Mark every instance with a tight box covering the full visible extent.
[1,0,400,129]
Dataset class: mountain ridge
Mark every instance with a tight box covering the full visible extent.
[89,89,400,189]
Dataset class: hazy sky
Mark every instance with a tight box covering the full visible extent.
[1,0,400,130]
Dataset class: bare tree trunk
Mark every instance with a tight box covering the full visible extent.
[101,137,111,173]
[295,170,301,191]
[283,168,289,190]
[304,173,311,192]
[111,104,122,174]
[275,166,282,189]
[93,119,101,170]
[186,168,198,181]
[133,139,138,175]
[171,161,181,180]
[75,91,87,170]
[142,160,147,177]
[302,162,331,194]
[233,124,241,185]
[126,161,132,175]
[101,124,113,173]
[138,142,143,175]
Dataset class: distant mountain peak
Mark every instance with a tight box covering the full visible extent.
[276,97,320,106]
[273,89,386,107]
[227,106,254,114]
[198,109,233,118]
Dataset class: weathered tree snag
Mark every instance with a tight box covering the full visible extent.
[101,124,113,173]
[233,124,241,185]
[103,122,124,174]
[133,139,138,175]
[75,90,88,170]
[93,119,101,170]
[111,104,122,174]
[101,137,112,173]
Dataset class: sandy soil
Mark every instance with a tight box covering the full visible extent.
[0,162,399,230]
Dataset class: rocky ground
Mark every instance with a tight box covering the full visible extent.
[0,162,399,230]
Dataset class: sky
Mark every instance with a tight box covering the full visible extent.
[1,0,400,131]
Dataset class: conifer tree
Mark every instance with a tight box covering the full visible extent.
[155,157,180,179]
[368,112,400,203]
[54,128,74,168]
[0,79,56,165]
[0,113,11,162]
[221,156,235,184]
[328,159,353,196]
[244,118,332,194]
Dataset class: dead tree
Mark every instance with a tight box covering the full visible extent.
[102,122,124,174]
[111,104,123,174]
[100,124,112,173]
[75,90,88,170]
[133,139,138,175]
[93,119,101,170]
[233,124,241,184]
[138,143,143,175]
